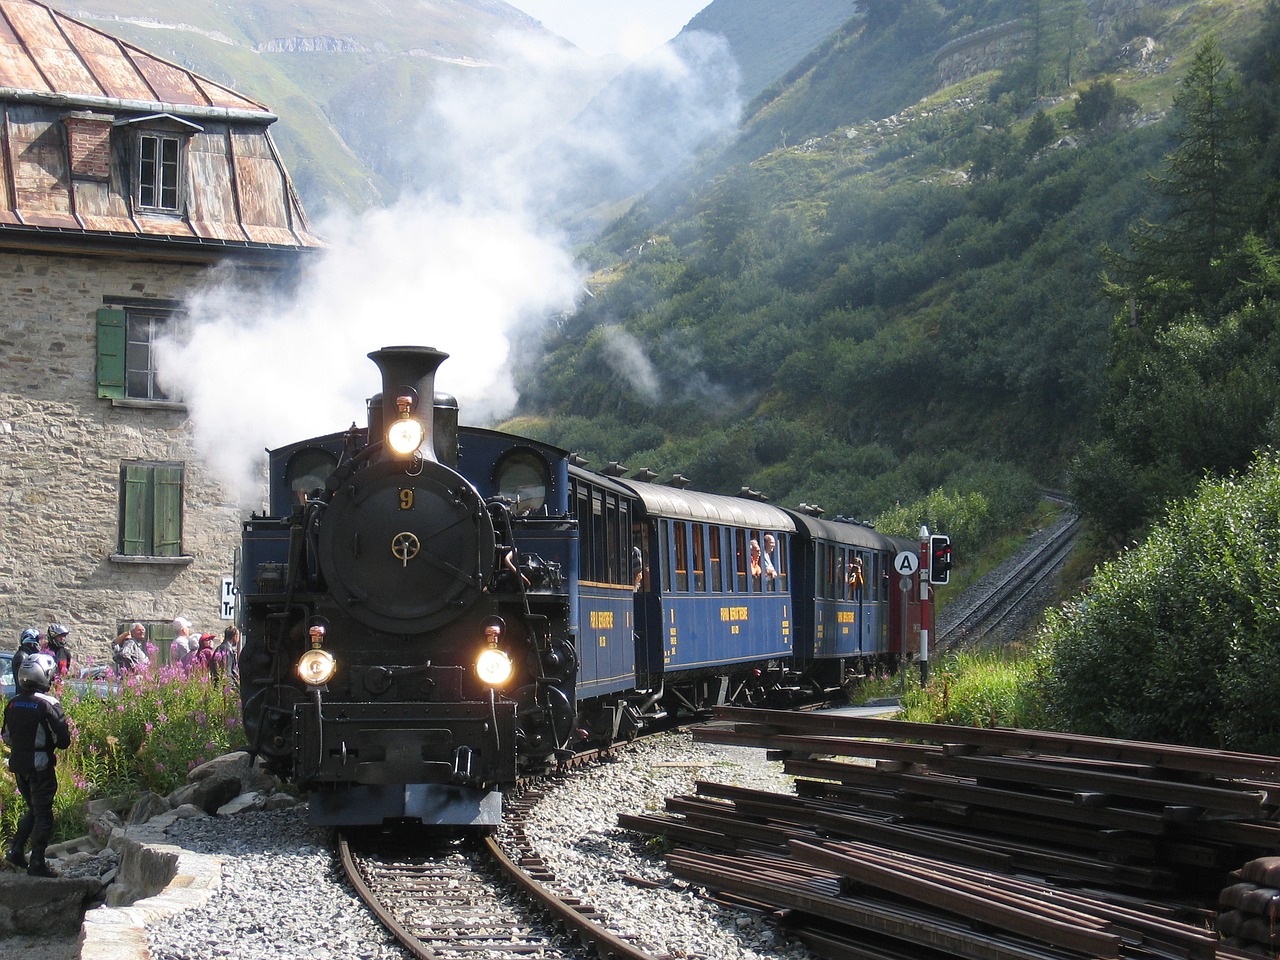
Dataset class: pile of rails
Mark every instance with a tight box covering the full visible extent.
[621,707,1280,960]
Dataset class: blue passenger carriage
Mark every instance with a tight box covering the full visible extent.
[627,484,799,707]
[788,514,899,684]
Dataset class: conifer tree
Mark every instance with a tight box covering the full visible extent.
[1112,38,1255,321]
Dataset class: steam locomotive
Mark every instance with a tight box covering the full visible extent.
[238,346,930,826]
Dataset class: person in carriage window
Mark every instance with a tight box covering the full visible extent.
[761,533,779,584]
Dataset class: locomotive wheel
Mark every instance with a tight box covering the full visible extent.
[513,683,575,759]
[318,458,496,633]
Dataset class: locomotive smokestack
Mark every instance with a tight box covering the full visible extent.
[368,345,448,463]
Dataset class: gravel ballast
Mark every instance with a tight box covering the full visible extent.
[138,731,815,960]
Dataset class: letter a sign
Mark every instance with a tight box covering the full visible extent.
[894,550,920,576]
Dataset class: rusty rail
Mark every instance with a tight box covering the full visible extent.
[617,709,1280,960]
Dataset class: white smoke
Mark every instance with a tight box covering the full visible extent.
[599,326,661,400]
[156,27,742,502]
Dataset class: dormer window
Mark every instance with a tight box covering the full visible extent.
[139,134,180,210]
[113,114,203,215]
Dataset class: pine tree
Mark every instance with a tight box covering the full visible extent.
[1111,38,1256,322]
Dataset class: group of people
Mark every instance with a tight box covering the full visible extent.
[4,615,242,880]
[13,624,73,682]
[748,533,780,582]
[110,617,239,684]
[170,618,240,683]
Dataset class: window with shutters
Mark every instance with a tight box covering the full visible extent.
[97,304,182,405]
[118,461,185,558]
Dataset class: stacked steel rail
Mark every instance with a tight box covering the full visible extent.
[620,707,1280,960]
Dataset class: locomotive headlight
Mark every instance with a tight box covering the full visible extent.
[387,416,425,456]
[475,648,513,687]
[297,649,337,686]
[386,395,425,456]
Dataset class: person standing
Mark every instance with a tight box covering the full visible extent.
[12,628,42,681]
[761,533,779,583]
[212,626,240,687]
[45,624,72,678]
[2,652,72,877]
[170,618,196,663]
[111,623,148,675]
[190,633,216,673]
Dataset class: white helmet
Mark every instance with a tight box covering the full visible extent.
[17,652,57,693]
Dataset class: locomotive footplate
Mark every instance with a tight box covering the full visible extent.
[293,699,518,794]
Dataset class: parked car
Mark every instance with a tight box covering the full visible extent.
[0,653,115,699]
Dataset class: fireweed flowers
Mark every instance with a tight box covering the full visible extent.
[0,653,244,845]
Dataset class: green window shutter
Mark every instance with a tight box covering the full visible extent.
[97,308,127,400]
[120,463,152,555]
[153,464,184,557]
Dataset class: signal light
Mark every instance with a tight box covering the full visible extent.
[929,534,952,585]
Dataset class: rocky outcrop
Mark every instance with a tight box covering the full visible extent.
[256,36,372,53]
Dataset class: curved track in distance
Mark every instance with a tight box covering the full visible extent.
[937,511,1079,650]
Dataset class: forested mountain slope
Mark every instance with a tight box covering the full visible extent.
[509,0,1273,550]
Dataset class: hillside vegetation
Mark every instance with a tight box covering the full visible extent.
[510,0,1275,564]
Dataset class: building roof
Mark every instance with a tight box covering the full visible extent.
[0,0,268,114]
[0,0,320,255]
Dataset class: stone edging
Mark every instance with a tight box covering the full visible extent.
[79,810,222,960]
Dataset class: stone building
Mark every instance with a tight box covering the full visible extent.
[0,0,320,665]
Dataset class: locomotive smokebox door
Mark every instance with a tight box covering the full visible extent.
[318,459,497,634]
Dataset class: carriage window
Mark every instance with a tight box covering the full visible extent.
[708,526,723,592]
[673,521,689,592]
[734,529,748,592]
[576,485,594,580]
[659,521,671,592]
[692,523,706,591]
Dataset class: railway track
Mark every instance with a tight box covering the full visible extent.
[937,511,1080,649]
[338,777,662,960]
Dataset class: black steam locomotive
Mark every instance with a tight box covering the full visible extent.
[239,346,929,826]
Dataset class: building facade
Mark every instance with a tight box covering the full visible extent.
[0,0,321,664]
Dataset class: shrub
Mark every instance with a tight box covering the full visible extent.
[1036,450,1280,752]
[899,649,1045,728]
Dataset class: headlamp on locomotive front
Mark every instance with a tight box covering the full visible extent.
[475,619,514,687]
[386,394,426,457]
[297,623,336,687]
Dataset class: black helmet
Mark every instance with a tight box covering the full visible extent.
[17,652,57,693]
[48,624,69,645]
[19,627,40,651]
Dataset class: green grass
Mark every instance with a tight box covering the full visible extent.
[900,648,1045,728]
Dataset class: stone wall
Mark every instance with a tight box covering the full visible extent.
[0,252,270,661]
[932,0,1173,87]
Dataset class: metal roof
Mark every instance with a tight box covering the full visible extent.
[0,0,319,252]
[789,512,898,550]
[0,0,267,114]
[621,480,798,533]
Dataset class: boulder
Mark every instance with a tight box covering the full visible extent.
[188,750,279,795]
[0,870,102,936]
[127,792,170,826]
[168,777,241,815]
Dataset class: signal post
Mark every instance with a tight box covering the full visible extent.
[919,525,931,685]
